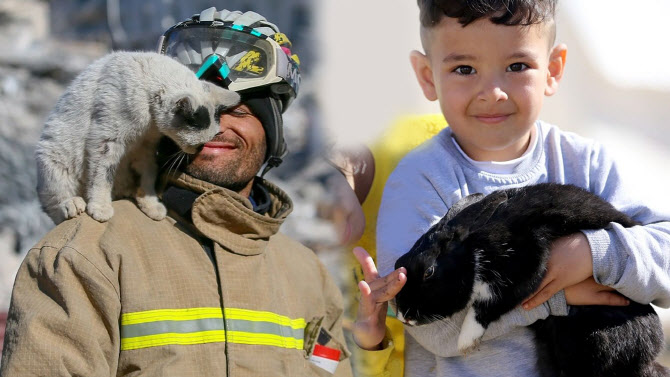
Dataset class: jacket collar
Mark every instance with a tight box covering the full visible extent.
[162,173,293,256]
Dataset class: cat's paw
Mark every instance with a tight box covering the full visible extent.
[458,336,482,355]
[457,307,486,355]
[87,201,114,222]
[136,196,167,221]
[59,197,87,220]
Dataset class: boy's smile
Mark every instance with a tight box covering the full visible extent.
[411,17,566,162]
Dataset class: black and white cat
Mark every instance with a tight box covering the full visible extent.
[36,51,239,224]
[394,183,668,377]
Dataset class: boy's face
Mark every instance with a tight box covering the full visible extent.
[411,17,566,161]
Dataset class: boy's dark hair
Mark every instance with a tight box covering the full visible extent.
[418,0,557,28]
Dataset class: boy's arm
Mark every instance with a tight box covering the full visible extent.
[585,145,670,307]
[525,143,670,310]
[376,164,567,358]
[352,247,406,377]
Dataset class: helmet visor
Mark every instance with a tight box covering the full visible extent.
[162,24,277,87]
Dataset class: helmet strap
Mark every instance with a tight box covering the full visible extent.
[260,156,283,178]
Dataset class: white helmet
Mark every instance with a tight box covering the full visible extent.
[158,8,301,171]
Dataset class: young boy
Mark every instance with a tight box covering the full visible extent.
[352,1,670,375]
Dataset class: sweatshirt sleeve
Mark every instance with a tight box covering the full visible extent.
[584,143,670,307]
[401,291,567,358]
[376,158,568,358]
[352,327,397,377]
[0,226,121,376]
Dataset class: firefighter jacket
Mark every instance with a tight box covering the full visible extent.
[1,173,353,376]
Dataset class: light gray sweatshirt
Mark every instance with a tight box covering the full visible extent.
[376,121,670,376]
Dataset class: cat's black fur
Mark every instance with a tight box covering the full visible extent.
[394,183,668,377]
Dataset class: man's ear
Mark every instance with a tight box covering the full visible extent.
[545,43,567,96]
[410,50,438,101]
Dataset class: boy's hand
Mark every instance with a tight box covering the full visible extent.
[522,233,629,309]
[352,247,407,350]
[563,277,629,306]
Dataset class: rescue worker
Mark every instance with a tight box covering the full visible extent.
[1,9,353,376]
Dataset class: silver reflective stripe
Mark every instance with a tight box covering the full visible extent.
[122,318,224,338]
[227,319,304,340]
[122,318,303,339]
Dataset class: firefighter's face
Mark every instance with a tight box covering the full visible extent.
[185,104,266,196]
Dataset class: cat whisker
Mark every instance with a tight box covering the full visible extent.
[166,151,187,177]
[160,150,183,170]
[173,153,184,175]
[403,308,411,323]
[175,152,186,174]
[161,152,180,175]
[165,154,178,177]
[178,152,190,172]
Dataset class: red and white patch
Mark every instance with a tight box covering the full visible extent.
[309,344,341,374]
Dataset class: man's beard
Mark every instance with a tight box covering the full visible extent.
[184,136,267,192]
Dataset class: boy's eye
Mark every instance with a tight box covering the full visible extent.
[453,65,476,75]
[507,63,529,72]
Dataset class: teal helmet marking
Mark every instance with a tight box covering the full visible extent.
[196,54,231,80]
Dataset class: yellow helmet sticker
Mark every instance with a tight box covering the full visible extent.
[273,33,292,47]
[232,51,265,74]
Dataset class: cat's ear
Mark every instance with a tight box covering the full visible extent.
[448,191,507,238]
[173,94,195,115]
[202,81,241,109]
[445,193,485,224]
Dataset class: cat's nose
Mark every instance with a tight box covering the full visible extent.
[188,106,211,130]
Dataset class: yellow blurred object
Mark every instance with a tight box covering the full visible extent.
[358,114,448,259]
[352,114,447,377]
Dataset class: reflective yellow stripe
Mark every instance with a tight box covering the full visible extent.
[121,307,223,325]
[227,331,304,349]
[122,330,227,351]
[120,307,306,351]
[224,308,306,329]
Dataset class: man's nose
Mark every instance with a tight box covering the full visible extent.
[217,116,236,133]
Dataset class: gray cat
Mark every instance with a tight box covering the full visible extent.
[36,51,239,224]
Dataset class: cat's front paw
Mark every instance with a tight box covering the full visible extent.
[59,197,87,220]
[87,201,114,222]
[457,307,486,355]
[458,335,482,355]
[136,196,167,221]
